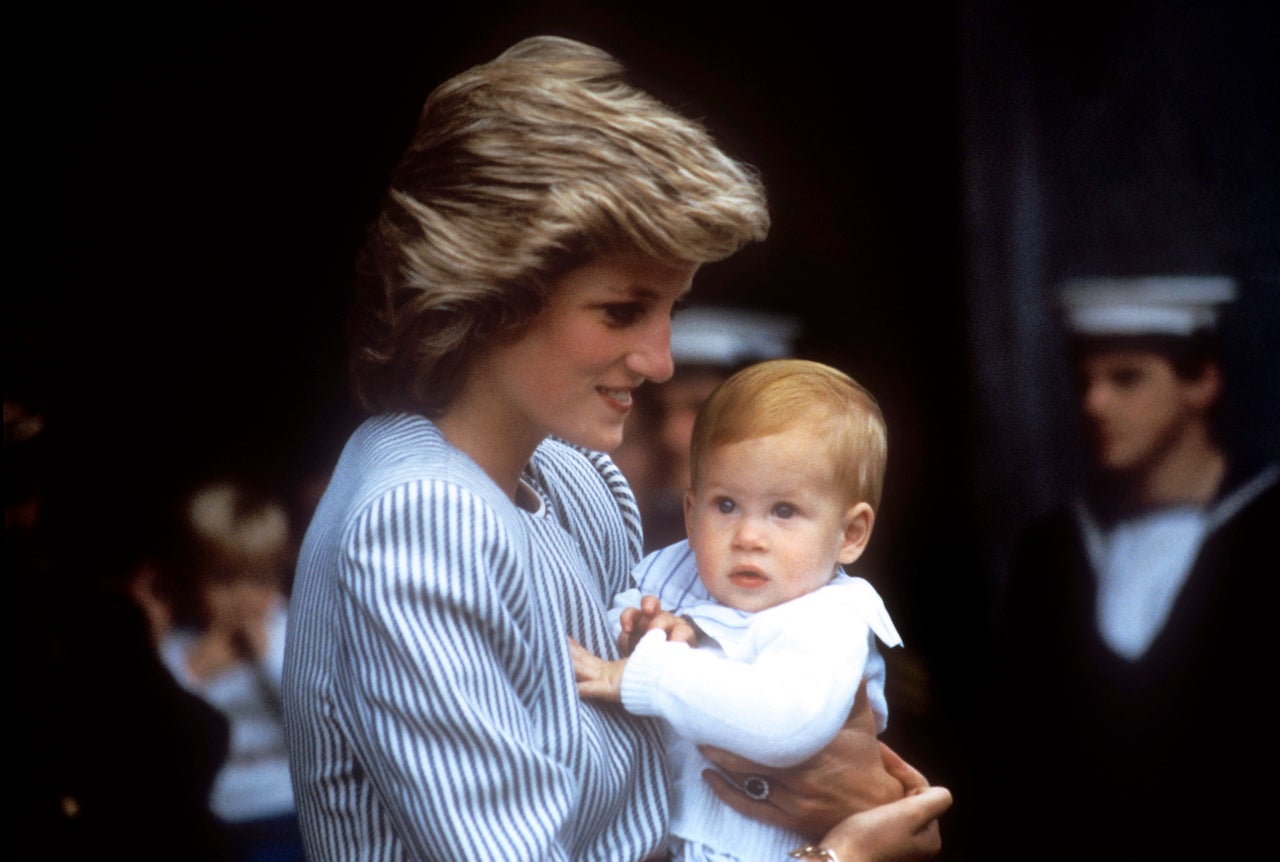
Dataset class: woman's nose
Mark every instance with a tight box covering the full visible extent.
[627,317,675,383]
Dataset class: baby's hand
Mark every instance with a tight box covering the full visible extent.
[568,637,626,701]
[619,594,697,654]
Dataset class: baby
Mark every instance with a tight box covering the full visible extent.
[572,358,905,861]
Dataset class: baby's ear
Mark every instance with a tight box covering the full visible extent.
[683,489,697,539]
[838,502,875,566]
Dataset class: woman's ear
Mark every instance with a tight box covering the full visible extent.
[837,502,875,566]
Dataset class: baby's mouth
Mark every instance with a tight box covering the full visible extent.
[728,568,768,589]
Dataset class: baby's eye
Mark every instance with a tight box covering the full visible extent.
[602,302,645,327]
[772,503,797,519]
[715,497,736,514]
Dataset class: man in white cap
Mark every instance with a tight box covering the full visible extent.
[990,276,1277,861]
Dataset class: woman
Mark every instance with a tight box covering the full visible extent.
[282,35,948,861]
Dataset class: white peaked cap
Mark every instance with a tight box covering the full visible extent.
[1060,275,1237,337]
[670,306,801,367]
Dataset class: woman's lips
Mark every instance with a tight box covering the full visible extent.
[598,387,634,412]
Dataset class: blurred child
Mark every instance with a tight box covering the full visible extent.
[161,480,304,862]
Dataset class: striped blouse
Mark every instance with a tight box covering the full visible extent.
[283,413,670,861]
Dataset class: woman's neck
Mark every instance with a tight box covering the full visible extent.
[434,392,542,504]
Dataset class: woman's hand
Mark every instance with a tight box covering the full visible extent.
[798,743,950,862]
[708,739,950,861]
[804,773,951,862]
[700,735,922,839]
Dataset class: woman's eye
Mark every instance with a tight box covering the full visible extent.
[773,503,796,519]
[602,303,645,327]
[715,498,736,514]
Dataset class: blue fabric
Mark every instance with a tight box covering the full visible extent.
[283,414,669,861]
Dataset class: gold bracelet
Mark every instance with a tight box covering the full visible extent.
[788,845,839,861]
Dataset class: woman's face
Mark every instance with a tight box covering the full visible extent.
[470,253,698,456]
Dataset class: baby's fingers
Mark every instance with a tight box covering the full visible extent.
[639,594,664,617]
[619,607,640,633]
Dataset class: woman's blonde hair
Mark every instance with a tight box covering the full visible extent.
[689,359,888,509]
[350,35,770,415]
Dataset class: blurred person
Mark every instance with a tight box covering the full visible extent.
[8,397,231,862]
[162,480,304,862]
[991,276,1278,861]
[611,305,800,552]
[572,360,918,861]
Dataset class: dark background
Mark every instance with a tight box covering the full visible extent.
[11,0,972,508]
[10,2,1278,857]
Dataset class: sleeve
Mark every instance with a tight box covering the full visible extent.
[260,602,289,691]
[333,479,576,861]
[580,447,645,581]
[618,594,873,768]
[535,441,644,606]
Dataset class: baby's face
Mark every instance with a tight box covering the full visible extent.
[684,425,869,613]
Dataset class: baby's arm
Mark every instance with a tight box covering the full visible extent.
[574,595,697,700]
[623,632,860,766]
[623,592,878,767]
[570,638,627,700]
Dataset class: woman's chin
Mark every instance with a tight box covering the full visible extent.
[555,421,627,454]
[590,430,627,454]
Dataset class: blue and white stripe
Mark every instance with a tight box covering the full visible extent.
[283,413,669,861]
